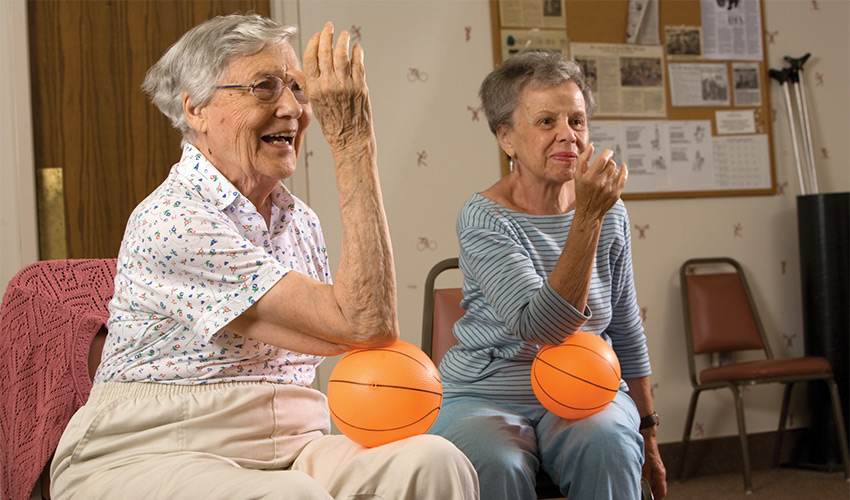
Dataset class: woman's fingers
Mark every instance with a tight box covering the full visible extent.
[317,22,336,77]
[334,29,351,80]
[577,143,595,174]
[351,43,366,86]
[302,30,321,79]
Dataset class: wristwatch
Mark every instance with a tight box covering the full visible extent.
[639,411,659,430]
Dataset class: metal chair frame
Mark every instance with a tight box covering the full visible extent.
[679,257,850,493]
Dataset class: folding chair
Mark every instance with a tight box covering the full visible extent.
[0,259,116,500]
[422,257,564,498]
[679,257,850,493]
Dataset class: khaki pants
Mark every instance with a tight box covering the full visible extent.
[51,382,478,500]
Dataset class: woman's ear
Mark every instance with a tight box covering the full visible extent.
[183,92,207,135]
[495,124,514,159]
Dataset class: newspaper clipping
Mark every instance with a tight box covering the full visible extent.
[499,0,566,29]
[668,63,730,107]
[570,42,666,118]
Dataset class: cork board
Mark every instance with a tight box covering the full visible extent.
[489,0,776,199]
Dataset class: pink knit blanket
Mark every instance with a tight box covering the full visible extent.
[0,259,116,500]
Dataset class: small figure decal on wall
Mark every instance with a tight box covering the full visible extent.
[467,105,483,121]
[416,150,428,167]
[634,224,650,239]
[465,26,472,42]
[783,332,797,348]
[407,68,429,83]
[350,25,362,43]
[416,237,438,251]
[765,30,778,44]
[733,223,743,238]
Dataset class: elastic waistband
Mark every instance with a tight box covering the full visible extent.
[90,380,315,401]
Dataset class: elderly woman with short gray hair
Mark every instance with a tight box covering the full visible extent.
[428,50,667,499]
[49,14,477,500]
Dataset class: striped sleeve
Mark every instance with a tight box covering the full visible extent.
[458,200,590,346]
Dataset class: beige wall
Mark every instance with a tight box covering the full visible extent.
[0,0,39,297]
[1,0,847,455]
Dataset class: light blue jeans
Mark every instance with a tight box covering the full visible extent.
[428,391,644,500]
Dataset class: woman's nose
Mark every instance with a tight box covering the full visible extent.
[274,88,303,119]
[557,121,577,141]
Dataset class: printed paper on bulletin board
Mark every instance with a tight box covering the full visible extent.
[488,0,776,199]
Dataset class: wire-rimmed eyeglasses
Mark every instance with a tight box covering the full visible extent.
[216,74,308,104]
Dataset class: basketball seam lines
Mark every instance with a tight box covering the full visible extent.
[327,379,443,397]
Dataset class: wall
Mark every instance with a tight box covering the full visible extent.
[0,0,846,457]
[278,0,850,446]
[0,0,39,299]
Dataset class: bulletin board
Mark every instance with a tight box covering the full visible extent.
[488,0,776,200]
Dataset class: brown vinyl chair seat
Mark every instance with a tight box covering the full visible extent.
[699,356,832,384]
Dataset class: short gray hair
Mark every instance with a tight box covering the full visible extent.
[142,13,298,144]
[479,51,596,136]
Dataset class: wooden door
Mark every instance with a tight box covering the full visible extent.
[28,0,270,259]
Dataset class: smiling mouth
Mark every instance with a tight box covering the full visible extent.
[262,133,294,145]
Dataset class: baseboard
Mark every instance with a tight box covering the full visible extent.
[659,428,813,479]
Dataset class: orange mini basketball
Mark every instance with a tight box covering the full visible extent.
[531,331,621,420]
[327,340,443,448]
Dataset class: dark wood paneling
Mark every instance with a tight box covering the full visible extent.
[28,0,270,259]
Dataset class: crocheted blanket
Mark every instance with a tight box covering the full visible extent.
[0,259,116,500]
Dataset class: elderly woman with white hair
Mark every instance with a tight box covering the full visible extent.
[428,50,667,500]
[49,14,477,500]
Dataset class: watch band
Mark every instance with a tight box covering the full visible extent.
[639,411,659,430]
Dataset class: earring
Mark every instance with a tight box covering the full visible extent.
[509,157,514,172]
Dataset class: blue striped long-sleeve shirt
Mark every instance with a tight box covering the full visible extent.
[439,194,651,403]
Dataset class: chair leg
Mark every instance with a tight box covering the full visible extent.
[678,389,701,481]
[825,378,850,480]
[774,382,794,467]
[730,385,753,494]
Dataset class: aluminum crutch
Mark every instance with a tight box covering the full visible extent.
[769,67,807,195]
[784,53,819,194]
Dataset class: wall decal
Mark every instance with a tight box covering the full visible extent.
[350,25,362,42]
[407,68,429,83]
[417,150,428,167]
[416,236,438,251]
[733,223,743,238]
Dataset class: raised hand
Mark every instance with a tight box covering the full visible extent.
[301,22,374,152]
[573,143,628,223]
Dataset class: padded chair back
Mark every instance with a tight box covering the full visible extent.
[0,259,116,500]
[684,269,765,354]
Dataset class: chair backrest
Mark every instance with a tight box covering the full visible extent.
[422,258,463,366]
[680,258,772,381]
[0,259,116,500]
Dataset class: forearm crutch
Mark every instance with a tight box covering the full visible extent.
[785,54,819,194]
[769,67,807,195]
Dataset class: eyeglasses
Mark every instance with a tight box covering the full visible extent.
[215,74,308,104]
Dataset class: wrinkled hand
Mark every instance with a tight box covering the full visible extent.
[301,22,374,151]
[573,143,628,223]
[642,432,668,499]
